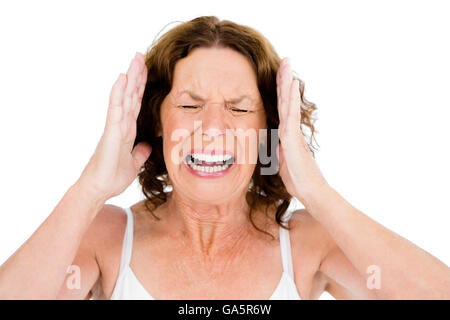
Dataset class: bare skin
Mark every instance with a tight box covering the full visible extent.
[76,199,332,300]
[0,48,382,300]
[72,47,449,300]
[78,47,340,300]
[3,45,446,300]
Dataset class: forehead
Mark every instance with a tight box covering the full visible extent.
[171,47,260,102]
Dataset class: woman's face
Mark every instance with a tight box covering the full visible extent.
[160,47,267,204]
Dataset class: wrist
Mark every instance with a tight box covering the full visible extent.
[71,179,109,211]
[301,182,335,216]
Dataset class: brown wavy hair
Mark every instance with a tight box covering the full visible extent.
[133,16,319,239]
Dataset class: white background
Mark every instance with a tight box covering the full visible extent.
[0,0,449,300]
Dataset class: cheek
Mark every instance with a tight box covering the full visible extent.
[162,119,195,169]
[234,117,267,159]
[161,111,193,140]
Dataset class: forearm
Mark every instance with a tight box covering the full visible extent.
[304,185,450,299]
[0,181,105,299]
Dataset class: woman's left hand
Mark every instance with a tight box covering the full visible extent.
[276,57,330,206]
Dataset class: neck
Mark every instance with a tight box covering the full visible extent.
[164,190,254,259]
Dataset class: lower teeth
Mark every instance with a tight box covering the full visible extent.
[188,163,230,173]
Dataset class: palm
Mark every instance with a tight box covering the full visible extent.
[78,53,151,200]
[276,58,327,205]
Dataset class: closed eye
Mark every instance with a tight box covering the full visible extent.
[230,108,248,113]
[181,105,200,109]
[179,105,250,113]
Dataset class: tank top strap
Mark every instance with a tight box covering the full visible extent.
[117,207,135,276]
[279,223,295,279]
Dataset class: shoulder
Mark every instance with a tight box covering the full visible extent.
[89,200,161,258]
[89,204,127,240]
[287,208,337,296]
[288,208,336,256]
[57,204,128,299]
[86,204,128,264]
[86,204,131,294]
[288,209,379,300]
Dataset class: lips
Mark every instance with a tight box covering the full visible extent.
[183,149,235,177]
[186,153,234,166]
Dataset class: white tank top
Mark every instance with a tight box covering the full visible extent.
[99,206,301,300]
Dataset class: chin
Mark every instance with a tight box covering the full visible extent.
[181,179,239,204]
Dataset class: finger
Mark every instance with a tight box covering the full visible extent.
[134,52,146,89]
[287,79,301,131]
[137,61,148,101]
[276,57,287,88]
[276,58,287,123]
[132,60,148,119]
[287,79,308,149]
[277,58,292,126]
[121,105,137,151]
[132,74,145,120]
[109,73,126,109]
[106,73,127,129]
[280,59,293,121]
[130,54,147,114]
[123,54,143,114]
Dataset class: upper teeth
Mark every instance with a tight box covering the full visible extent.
[191,153,232,162]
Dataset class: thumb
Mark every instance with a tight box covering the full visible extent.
[132,142,152,170]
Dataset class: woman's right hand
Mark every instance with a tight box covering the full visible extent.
[77,52,152,201]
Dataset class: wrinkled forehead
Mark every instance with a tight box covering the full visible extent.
[170,47,260,103]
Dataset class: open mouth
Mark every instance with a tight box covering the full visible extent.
[184,152,235,173]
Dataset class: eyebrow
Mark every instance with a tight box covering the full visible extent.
[178,90,254,104]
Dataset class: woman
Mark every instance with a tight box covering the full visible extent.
[0,16,448,300]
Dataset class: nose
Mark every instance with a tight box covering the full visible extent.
[198,103,228,139]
